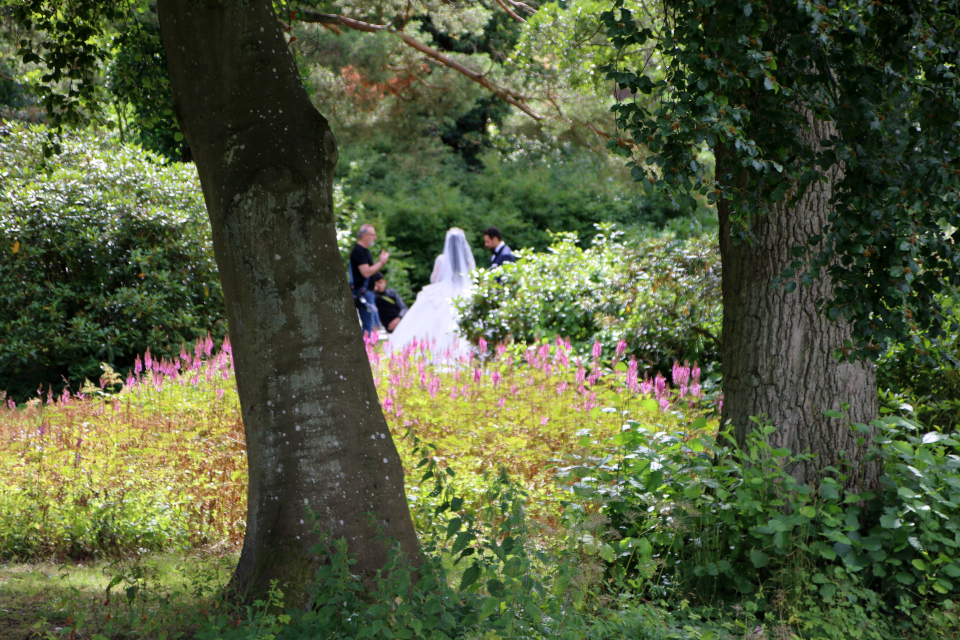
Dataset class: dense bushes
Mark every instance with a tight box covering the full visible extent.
[877,293,960,431]
[339,146,705,289]
[0,123,225,401]
[563,415,960,638]
[458,225,722,373]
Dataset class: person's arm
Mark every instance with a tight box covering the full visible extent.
[429,254,443,284]
[393,289,408,313]
[358,249,390,278]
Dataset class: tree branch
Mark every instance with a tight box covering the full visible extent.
[493,0,527,23]
[294,9,543,119]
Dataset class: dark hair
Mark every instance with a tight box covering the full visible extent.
[483,227,503,241]
[369,272,384,285]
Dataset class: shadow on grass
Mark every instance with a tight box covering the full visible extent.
[0,552,236,640]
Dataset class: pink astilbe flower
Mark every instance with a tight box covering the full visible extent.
[474,368,483,384]
[538,342,550,361]
[125,375,135,388]
[216,388,225,400]
[496,343,508,358]
[592,340,602,361]
[640,378,654,395]
[556,346,570,369]
[659,396,670,412]
[450,386,458,400]
[556,381,568,395]
[497,397,506,408]
[540,416,549,426]
[144,348,153,370]
[6,399,15,409]
[691,363,701,384]
[627,357,639,393]
[491,370,502,386]
[222,336,232,355]
[654,373,667,399]
[134,355,143,376]
[690,382,702,398]
[510,384,519,396]
[616,339,627,358]
[478,338,488,354]
[204,334,214,356]
[672,361,690,387]
[428,378,441,399]
[383,397,394,412]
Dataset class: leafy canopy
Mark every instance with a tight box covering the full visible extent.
[602,0,960,360]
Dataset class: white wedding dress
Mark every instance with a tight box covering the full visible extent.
[385,228,475,360]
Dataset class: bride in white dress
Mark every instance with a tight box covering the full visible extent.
[385,228,476,359]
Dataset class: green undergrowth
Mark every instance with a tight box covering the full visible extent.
[0,552,235,640]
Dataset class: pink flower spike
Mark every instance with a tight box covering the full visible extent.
[540,416,549,426]
[692,363,701,384]
[383,397,394,412]
[134,355,143,375]
[491,370,501,386]
[496,343,508,358]
[616,339,627,357]
[216,388,225,400]
[510,384,519,396]
[659,396,670,412]
[655,373,667,398]
[204,334,214,356]
[144,348,153,370]
[592,341,602,360]
[474,368,482,384]
[497,397,505,408]
[478,338,488,353]
[450,386,458,400]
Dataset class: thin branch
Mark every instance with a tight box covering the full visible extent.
[493,0,527,23]
[294,9,543,119]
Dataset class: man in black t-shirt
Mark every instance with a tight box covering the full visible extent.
[349,224,389,336]
[369,273,407,332]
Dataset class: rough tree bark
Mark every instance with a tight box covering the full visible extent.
[156,0,419,604]
[718,116,880,491]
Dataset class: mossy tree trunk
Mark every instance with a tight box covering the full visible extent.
[156,0,419,604]
[718,115,880,491]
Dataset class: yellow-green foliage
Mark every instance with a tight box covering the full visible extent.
[0,337,711,560]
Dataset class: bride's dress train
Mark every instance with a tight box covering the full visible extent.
[386,228,475,359]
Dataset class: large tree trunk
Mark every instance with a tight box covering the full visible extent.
[156,1,419,604]
[718,116,880,491]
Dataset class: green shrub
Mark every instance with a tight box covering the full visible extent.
[0,123,225,401]
[457,226,722,371]
[877,293,960,431]
[561,413,960,637]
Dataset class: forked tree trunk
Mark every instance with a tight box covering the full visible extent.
[156,0,419,604]
[718,116,880,491]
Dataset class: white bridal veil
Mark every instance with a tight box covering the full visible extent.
[386,227,476,358]
[433,228,477,292]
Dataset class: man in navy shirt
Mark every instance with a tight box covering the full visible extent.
[483,227,517,268]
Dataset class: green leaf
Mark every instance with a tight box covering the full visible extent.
[750,550,769,568]
[460,564,482,590]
